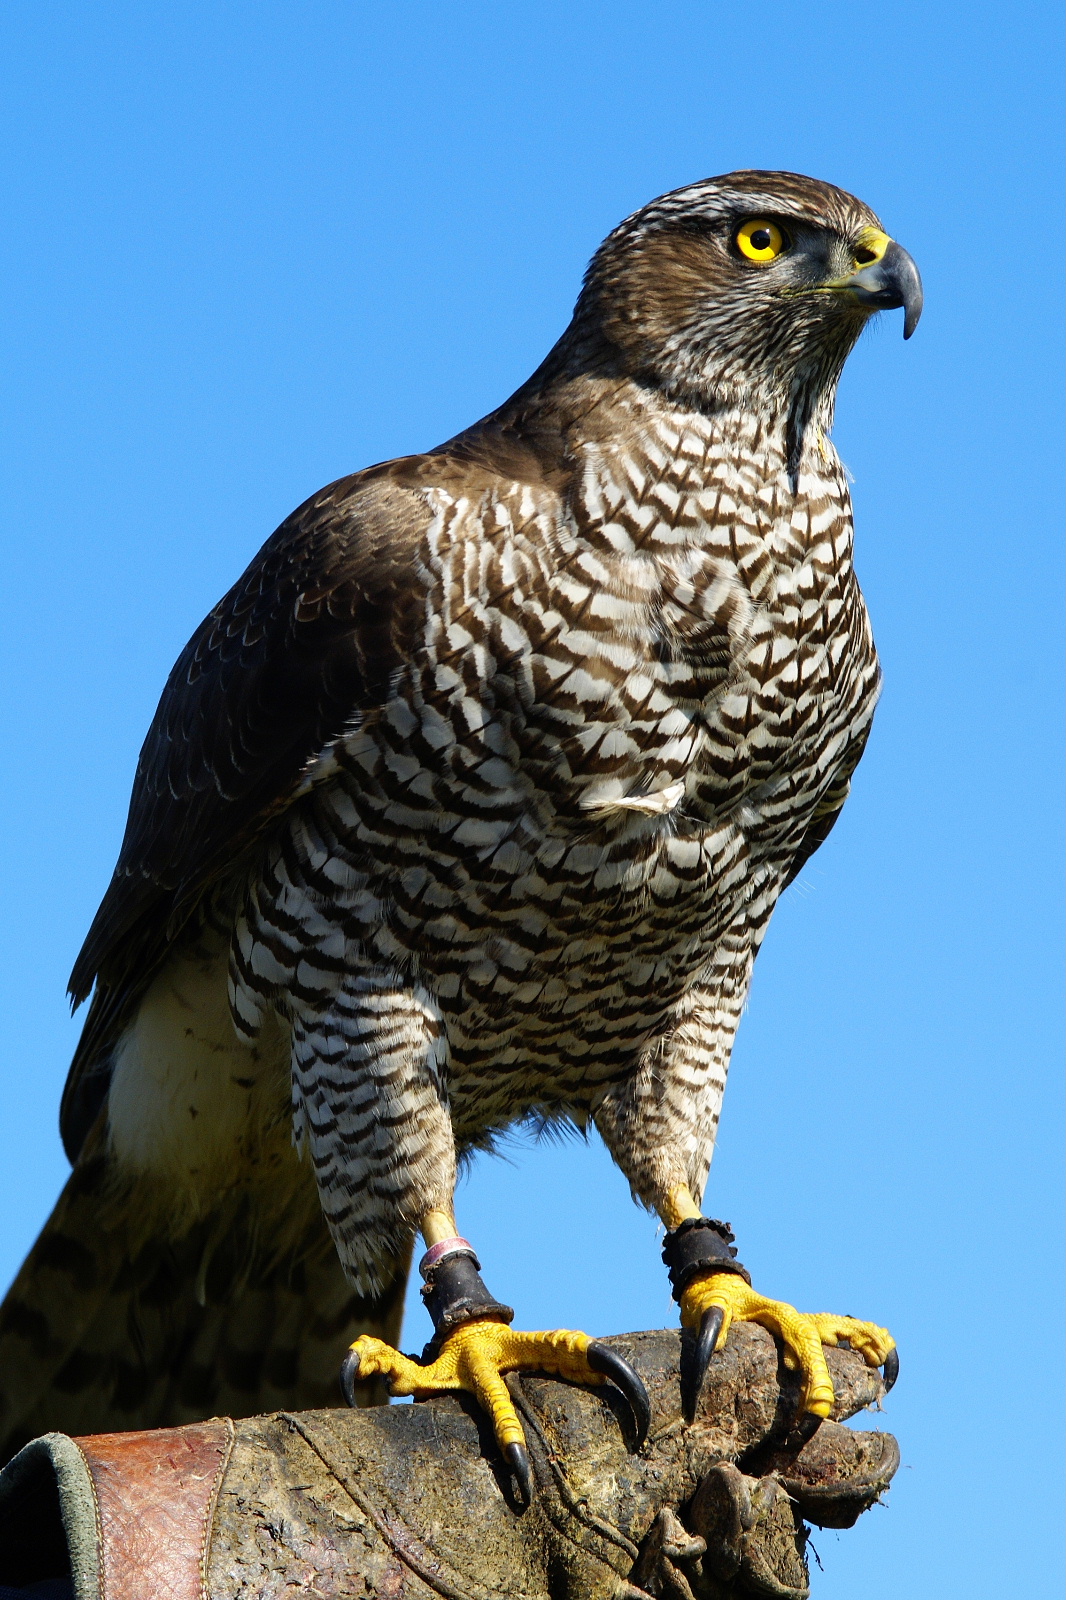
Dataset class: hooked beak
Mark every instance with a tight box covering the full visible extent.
[835,228,924,339]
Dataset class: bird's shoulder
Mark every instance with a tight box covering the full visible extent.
[60,430,574,1159]
[68,424,573,1005]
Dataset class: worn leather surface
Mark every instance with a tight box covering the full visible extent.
[34,1330,897,1599]
[72,1419,233,1600]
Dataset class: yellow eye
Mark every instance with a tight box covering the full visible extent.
[736,219,788,263]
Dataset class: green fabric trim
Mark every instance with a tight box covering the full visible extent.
[0,1434,99,1600]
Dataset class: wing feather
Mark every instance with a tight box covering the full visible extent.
[61,461,432,1158]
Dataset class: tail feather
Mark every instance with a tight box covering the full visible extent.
[0,1150,408,1463]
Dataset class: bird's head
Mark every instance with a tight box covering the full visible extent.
[573,170,922,420]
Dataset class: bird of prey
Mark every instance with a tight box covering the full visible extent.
[0,171,920,1495]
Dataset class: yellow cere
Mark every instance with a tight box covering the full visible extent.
[736,218,787,263]
[853,226,891,266]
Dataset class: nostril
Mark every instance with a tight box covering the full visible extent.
[853,246,877,265]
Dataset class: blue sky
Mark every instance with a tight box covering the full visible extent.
[0,3,1061,1592]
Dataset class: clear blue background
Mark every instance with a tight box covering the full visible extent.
[0,4,1061,1593]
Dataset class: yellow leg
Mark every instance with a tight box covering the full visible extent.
[664,1186,897,1418]
[420,1207,458,1246]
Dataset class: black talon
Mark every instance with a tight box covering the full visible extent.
[504,1440,532,1506]
[339,1347,360,1408]
[587,1341,652,1450]
[881,1347,899,1392]
[681,1305,724,1423]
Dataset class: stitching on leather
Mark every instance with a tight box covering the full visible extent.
[198,1418,235,1600]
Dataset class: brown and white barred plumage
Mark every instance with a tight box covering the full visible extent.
[225,382,879,1296]
[1,170,890,1446]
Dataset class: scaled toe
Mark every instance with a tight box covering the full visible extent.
[679,1273,897,1420]
[346,1318,650,1499]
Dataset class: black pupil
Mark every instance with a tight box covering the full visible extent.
[750,228,773,251]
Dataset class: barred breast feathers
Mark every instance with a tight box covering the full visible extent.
[226,381,879,1074]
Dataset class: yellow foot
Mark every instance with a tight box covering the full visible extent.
[343,1318,650,1502]
[680,1271,898,1421]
